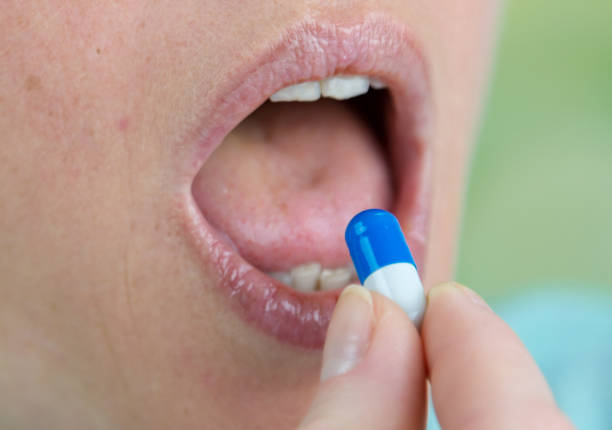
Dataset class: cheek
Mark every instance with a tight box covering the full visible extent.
[421,0,501,286]
[2,2,329,426]
[0,4,146,278]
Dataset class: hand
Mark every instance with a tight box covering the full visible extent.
[298,283,575,429]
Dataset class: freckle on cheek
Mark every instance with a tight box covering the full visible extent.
[25,75,42,92]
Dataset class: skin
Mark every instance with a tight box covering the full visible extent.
[299,284,575,429]
[0,0,569,429]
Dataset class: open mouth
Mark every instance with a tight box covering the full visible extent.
[181,17,432,348]
[194,78,392,290]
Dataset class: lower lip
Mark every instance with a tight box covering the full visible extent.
[180,16,432,349]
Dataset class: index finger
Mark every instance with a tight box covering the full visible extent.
[422,283,574,430]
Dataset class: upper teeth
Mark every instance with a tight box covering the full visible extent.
[269,81,321,102]
[269,262,357,293]
[269,75,386,102]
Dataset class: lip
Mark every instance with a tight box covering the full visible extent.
[179,15,433,349]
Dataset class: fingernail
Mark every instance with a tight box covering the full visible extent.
[428,282,489,310]
[320,284,373,382]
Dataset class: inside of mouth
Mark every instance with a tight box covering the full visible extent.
[192,86,394,293]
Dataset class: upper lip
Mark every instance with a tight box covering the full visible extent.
[178,15,433,348]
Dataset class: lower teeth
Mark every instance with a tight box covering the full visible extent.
[268,262,357,293]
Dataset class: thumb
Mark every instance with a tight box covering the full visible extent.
[298,285,426,430]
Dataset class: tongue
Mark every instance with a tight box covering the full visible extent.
[192,99,392,272]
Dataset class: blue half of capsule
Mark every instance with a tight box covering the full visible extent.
[345,209,416,284]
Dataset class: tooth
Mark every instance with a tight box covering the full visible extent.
[291,262,322,293]
[319,268,353,291]
[269,271,292,285]
[369,78,387,89]
[269,81,321,102]
[320,75,370,100]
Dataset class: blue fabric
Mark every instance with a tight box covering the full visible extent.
[345,209,416,283]
[426,288,612,430]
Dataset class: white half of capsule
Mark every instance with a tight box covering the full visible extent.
[363,262,426,328]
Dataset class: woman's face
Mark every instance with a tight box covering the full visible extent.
[1,1,499,428]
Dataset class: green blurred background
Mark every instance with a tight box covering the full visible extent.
[457,0,612,300]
